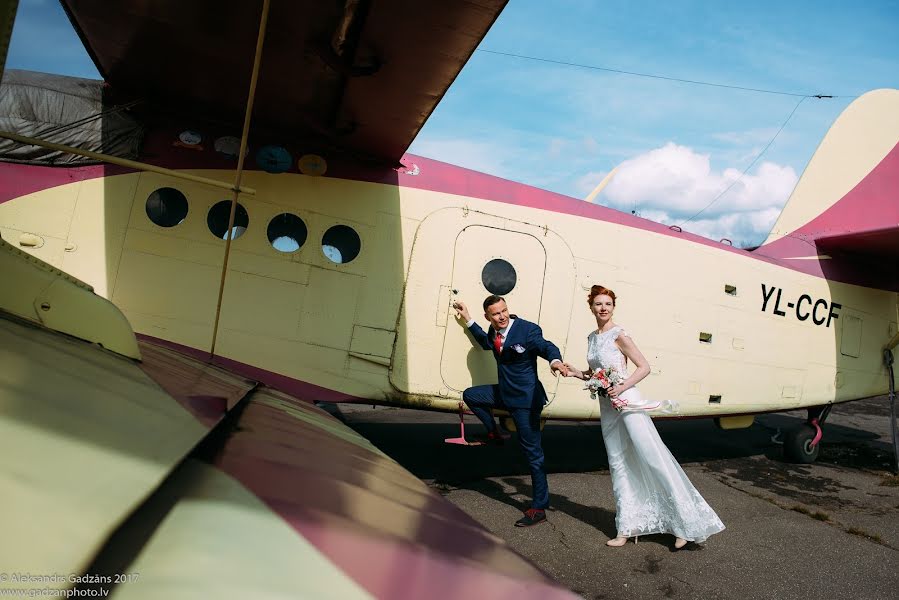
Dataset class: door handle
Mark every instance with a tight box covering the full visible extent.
[436,285,452,326]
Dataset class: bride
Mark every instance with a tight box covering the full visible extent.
[565,285,725,548]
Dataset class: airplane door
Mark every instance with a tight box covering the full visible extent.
[440,226,547,392]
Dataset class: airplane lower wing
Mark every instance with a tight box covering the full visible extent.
[0,243,577,598]
[0,314,220,588]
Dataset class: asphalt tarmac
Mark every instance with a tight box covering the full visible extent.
[335,397,899,600]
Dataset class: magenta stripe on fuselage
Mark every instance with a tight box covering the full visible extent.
[0,162,133,204]
[3,137,897,290]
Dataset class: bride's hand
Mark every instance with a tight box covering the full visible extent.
[608,384,626,399]
[563,362,583,379]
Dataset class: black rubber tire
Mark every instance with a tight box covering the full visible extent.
[784,424,820,464]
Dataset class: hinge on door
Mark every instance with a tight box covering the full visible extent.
[462,205,470,217]
[542,224,549,236]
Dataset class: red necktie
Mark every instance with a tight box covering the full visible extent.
[494,332,503,353]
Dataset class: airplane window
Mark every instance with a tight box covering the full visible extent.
[207,200,249,240]
[255,145,293,174]
[321,225,361,264]
[146,187,188,227]
[482,259,516,295]
[268,213,307,253]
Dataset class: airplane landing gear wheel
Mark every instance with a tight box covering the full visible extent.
[784,424,820,464]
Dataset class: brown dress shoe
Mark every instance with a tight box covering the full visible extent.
[514,508,547,527]
[484,430,505,445]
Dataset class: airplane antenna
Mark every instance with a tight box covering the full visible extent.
[584,167,617,203]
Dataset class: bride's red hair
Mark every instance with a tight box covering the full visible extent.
[587,285,616,307]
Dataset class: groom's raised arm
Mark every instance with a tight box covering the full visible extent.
[453,300,492,350]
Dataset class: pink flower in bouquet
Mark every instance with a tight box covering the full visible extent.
[595,370,610,387]
[585,366,625,407]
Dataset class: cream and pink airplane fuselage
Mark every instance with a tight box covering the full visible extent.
[1,90,897,427]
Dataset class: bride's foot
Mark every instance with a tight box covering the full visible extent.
[606,536,630,547]
[674,537,688,549]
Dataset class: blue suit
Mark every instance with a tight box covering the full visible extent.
[462,317,562,510]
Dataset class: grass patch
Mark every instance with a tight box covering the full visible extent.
[879,474,899,487]
[847,526,883,544]
[791,504,831,521]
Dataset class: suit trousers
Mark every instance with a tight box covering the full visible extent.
[462,384,549,509]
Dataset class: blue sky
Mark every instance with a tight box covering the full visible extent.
[6,0,899,246]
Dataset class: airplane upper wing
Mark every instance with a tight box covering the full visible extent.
[60,0,508,166]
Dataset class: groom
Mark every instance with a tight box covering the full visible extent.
[453,295,567,527]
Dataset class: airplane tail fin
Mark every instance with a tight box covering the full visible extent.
[754,89,899,290]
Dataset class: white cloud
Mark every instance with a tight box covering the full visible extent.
[594,143,797,246]
[676,207,782,246]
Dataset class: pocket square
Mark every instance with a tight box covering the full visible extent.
[511,344,526,353]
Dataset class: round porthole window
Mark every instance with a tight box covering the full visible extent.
[321,225,361,264]
[255,145,292,174]
[481,259,517,295]
[268,213,307,253]
[207,200,249,240]
[146,187,188,227]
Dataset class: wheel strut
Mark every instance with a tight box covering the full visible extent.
[806,404,832,449]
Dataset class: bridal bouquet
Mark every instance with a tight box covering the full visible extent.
[585,367,625,402]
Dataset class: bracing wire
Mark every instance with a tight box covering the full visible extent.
[678,95,809,226]
[476,49,840,223]
[476,49,848,98]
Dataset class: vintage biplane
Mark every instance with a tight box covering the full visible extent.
[0,0,896,597]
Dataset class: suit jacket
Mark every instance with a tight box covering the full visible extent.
[468,317,562,409]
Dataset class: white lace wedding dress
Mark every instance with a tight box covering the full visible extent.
[588,326,725,543]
